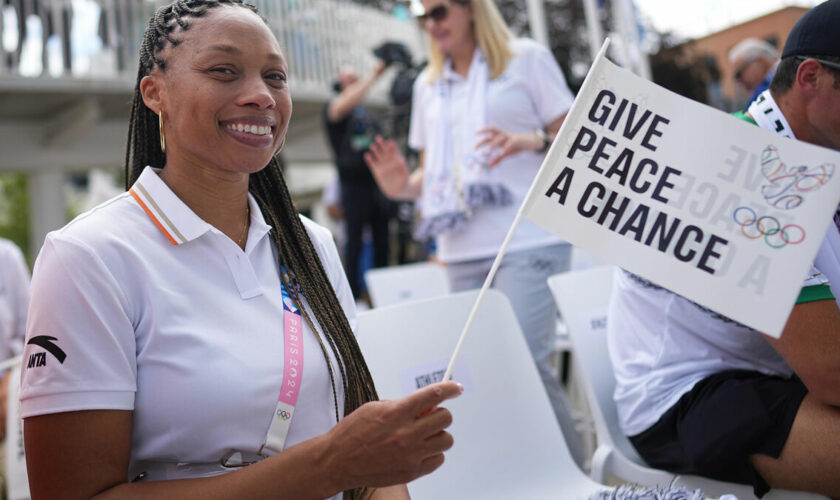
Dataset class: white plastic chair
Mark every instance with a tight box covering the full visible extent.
[548,267,827,500]
[356,290,611,499]
[363,261,450,308]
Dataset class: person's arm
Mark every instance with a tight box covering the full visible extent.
[763,298,840,406]
[25,382,461,500]
[326,61,386,123]
[364,136,423,201]
[0,243,29,440]
[476,112,568,168]
[476,40,573,168]
[5,241,29,359]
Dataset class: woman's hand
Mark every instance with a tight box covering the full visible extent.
[476,127,544,168]
[323,381,462,492]
[364,136,411,198]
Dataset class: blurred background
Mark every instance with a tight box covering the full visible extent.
[0,0,823,266]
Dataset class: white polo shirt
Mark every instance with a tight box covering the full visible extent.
[21,167,351,487]
[0,238,28,363]
[409,38,574,263]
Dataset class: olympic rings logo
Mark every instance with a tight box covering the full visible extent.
[733,206,806,249]
[277,409,291,421]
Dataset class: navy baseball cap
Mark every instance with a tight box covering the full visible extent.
[781,0,840,59]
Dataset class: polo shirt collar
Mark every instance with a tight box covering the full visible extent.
[129,166,272,248]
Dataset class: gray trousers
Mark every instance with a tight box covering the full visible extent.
[445,243,586,467]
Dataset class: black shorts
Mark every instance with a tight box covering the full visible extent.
[629,369,808,498]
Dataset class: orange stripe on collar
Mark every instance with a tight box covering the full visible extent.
[130,189,179,246]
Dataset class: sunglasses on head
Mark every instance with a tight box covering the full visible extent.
[416,1,467,24]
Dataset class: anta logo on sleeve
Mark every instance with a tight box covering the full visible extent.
[26,336,67,368]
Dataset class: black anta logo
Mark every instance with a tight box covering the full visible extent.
[27,336,66,368]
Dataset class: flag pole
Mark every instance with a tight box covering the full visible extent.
[443,38,612,382]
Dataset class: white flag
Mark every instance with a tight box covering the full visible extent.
[522,50,840,337]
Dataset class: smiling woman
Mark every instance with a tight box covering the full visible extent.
[19,2,462,500]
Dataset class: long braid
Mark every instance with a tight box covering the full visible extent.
[124,3,377,499]
[251,162,379,413]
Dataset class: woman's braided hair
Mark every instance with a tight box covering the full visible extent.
[125,2,377,498]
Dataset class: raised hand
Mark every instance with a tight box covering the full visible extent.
[476,126,544,168]
[364,136,411,198]
[323,381,463,491]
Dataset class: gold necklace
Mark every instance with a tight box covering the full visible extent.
[236,204,250,247]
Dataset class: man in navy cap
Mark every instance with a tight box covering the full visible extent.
[607,1,840,497]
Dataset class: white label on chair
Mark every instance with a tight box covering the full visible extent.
[580,305,608,335]
[400,358,474,396]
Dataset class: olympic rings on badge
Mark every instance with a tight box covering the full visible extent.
[277,409,291,421]
[732,206,805,249]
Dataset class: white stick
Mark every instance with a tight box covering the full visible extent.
[443,39,612,382]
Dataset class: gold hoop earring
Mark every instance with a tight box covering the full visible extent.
[276,136,285,154]
[159,111,166,154]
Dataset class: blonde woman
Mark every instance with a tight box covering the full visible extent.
[365,0,584,464]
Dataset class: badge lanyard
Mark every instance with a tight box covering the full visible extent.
[260,281,303,454]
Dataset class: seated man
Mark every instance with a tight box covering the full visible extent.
[607,1,840,498]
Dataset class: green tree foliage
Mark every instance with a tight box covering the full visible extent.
[0,173,30,264]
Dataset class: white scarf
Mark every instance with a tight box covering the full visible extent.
[414,47,512,240]
[747,89,795,139]
[750,89,840,304]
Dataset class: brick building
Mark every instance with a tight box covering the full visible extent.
[654,6,808,111]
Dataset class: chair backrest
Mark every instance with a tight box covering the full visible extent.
[547,267,645,464]
[364,262,451,308]
[356,290,606,499]
[570,246,608,271]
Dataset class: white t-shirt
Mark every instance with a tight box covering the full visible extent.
[20,167,351,492]
[0,238,28,363]
[606,264,836,436]
[408,38,574,263]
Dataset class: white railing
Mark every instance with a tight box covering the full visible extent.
[0,0,426,97]
[262,0,426,98]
